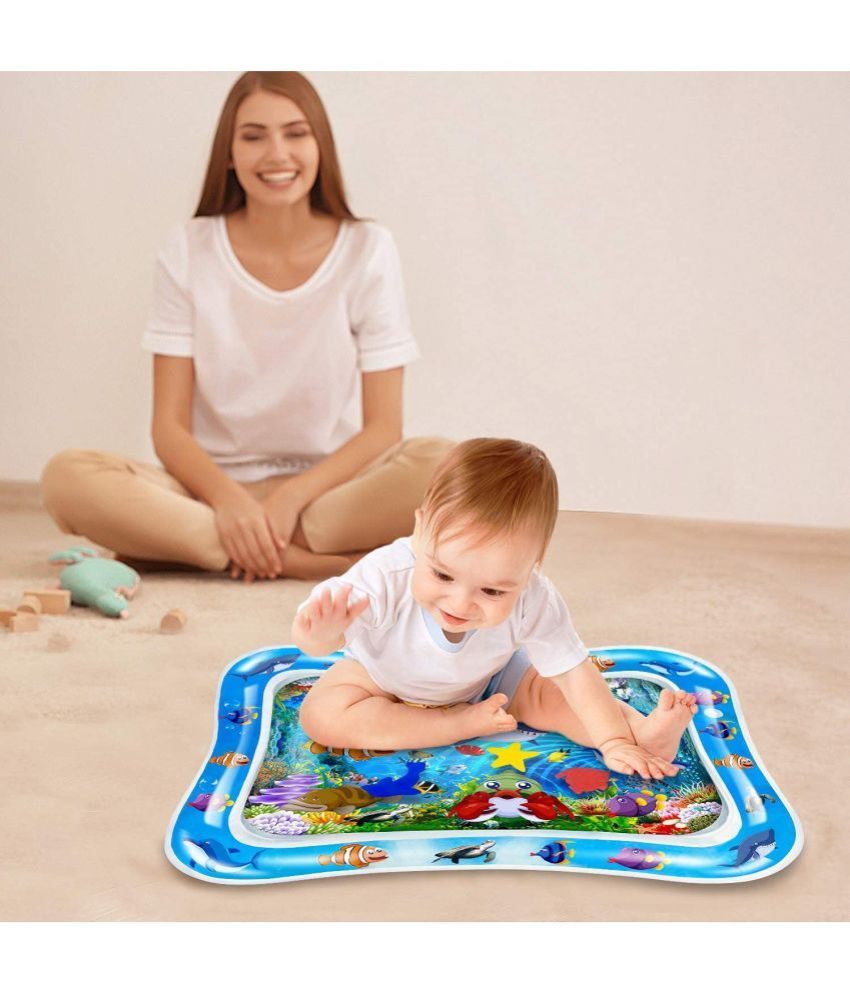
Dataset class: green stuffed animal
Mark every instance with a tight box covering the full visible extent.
[48,546,141,618]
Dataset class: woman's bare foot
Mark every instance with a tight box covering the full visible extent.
[230,546,355,582]
[635,689,698,762]
[458,693,518,740]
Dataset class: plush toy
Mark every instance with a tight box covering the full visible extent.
[48,546,141,618]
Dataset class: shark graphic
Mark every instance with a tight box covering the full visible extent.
[724,828,776,867]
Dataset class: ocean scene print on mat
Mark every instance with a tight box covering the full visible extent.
[241,673,722,838]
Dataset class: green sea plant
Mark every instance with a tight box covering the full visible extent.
[243,804,281,819]
[685,812,720,832]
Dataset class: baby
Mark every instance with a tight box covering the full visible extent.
[293,438,696,780]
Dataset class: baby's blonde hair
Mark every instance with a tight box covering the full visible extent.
[420,438,559,560]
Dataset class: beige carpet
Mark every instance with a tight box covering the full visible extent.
[1,482,847,921]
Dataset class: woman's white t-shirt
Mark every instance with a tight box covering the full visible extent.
[141,216,420,482]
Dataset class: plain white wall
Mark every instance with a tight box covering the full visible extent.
[2,72,848,526]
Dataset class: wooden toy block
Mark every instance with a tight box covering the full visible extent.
[0,609,16,628]
[22,589,71,614]
[160,608,187,634]
[16,595,42,614]
[8,613,39,633]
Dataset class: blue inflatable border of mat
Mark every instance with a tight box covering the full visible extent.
[165,645,803,885]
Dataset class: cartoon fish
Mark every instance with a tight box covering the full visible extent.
[556,767,610,794]
[280,785,382,815]
[187,792,234,812]
[220,707,258,725]
[547,750,570,763]
[445,763,468,775]
[456,744,485,756]
[713,754,754,770]
[693,689,729,706]
[433,841,496,864]
[304,740,395,761]
[700,722,737,740]
[530,840,575,865]
[289,683,314,694]
[317,844,389,869]
[608,846,665,871]
[724,828,776,867]
[406,749,434,761]
[591,655,615,671]
[414,780,443,795]
[209,752,250,768]
[607,791,667,818]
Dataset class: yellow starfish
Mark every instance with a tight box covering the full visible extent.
[487,741,541,772]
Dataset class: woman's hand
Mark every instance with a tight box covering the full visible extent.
[292,585,369,656]
[599,738,681,781]
[213,488,286,582]
[262,478,310,551]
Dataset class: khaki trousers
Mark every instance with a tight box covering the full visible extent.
[40,437,454,571]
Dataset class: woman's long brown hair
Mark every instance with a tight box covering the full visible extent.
[194,72,359,221]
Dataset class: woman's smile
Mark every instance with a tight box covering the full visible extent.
[258,169,299,188]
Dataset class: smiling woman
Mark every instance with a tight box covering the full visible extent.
[41,71,452,582]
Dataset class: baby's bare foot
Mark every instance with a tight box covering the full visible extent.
[636,689,698,762]
[459,693,517,741]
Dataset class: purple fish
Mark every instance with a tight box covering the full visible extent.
[608,846,665,870]
[187,791,232,813]
[606,791,664,818]
[188,792,214,811]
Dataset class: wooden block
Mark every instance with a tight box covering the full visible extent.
[23,589,71,614]
[8,613,39,633]
[0,609,16,628]
[160,608,187,634]
[17,595,42,614]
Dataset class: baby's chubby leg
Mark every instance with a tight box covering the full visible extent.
[299,658,517,751]
[508,669,694,780]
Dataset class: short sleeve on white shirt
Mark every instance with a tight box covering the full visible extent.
[518,572,588,677]
[142,224,194,357]
[349,228,420,372]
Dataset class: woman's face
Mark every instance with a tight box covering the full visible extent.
[230,89,320,209]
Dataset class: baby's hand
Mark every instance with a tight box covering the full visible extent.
[292,585,369,652]
[600,738,681,781]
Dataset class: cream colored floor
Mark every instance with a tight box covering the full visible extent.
[1,483,847,921]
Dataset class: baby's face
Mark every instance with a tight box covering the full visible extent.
[411,513,541,635]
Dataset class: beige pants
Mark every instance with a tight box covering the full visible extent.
[40,437,454,571]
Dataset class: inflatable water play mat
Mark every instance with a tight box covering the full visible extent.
[166,646,803,885]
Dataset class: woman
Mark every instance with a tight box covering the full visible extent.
[42,71,451,581]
